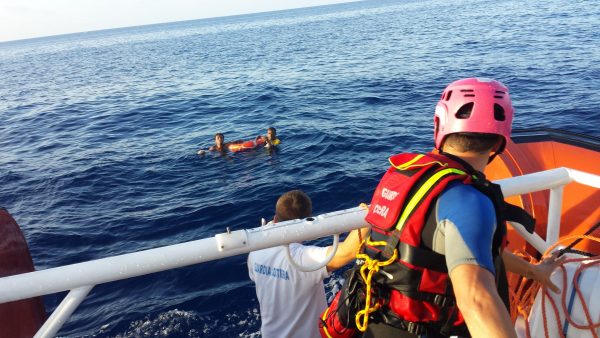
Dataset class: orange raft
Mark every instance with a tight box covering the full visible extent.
[484,128,600,256]
[484,129,600,338]
[227,136,266,152]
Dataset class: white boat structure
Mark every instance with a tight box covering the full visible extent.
[1,129,599,338]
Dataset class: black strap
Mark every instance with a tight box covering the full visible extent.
[503,202,536,233]
[383,228,401,259]
[378,309,462,337]
[398,242,447,272]
[558,221,600,257]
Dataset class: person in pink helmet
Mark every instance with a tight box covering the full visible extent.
[321,78,561,338]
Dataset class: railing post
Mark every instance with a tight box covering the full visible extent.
[546,186,564,246]
[34,285,94,338]
[509,222,550,254]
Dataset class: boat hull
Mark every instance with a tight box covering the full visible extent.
[0,208,46,338]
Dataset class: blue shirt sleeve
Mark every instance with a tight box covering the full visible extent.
[436,181,497,275]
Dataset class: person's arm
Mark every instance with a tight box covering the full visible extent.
[502,251,561,292]
[450,264,517,338]
[325,227,369,272]
[438,183,516,337]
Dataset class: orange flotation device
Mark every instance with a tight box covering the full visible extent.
[228,136,266,152]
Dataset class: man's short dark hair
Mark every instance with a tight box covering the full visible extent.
[444,133,502,153]
[215,133,224,139]
[275,190,311,222]
[267,127,276,133]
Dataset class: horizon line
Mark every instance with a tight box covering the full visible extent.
[0,0,360,44]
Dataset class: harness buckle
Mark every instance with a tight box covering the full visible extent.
[406,321,426,335]
[433,294,452,307]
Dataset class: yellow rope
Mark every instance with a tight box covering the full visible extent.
[354,239,398,332]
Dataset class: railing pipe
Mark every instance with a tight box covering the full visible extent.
[0,207,369,304]
[0,167,597,318]
[34,285,94,338]
[567,168,600,189]
[495,167,572,197]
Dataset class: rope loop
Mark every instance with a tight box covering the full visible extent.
[354,238,398,332]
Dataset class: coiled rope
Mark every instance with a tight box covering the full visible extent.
[510,234,600,338]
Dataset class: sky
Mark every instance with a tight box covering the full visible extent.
[0,0,357,43]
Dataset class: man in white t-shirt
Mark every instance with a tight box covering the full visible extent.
[248,190,367,338]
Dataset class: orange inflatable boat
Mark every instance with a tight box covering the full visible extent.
[484,129,600,338]
[484,128,600,256]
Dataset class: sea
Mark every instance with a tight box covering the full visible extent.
[1,0,599,336]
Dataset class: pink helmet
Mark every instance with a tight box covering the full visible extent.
[434,77,514,153]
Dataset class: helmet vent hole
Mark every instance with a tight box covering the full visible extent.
[494,104,506,121]
[461,89,475,97]
[445,90,453,101]
[455,102,473,119]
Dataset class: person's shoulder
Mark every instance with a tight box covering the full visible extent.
[438,181,494,216]
[438,181,495,225]
[441,181,487,203]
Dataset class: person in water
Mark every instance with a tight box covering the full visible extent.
[197,133,240,155]
[324,78,561,338]
[247,190,368,338]
[257,127,280,148]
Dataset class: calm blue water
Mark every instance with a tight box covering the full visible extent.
[1,0,599,336]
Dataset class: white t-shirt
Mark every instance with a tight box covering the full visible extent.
[248,243,330,338]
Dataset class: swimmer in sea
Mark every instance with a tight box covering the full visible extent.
[197,133,240,155]
[257,127,280,148]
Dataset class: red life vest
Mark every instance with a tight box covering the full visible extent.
[319,152,535,338]
[364,152,476,336]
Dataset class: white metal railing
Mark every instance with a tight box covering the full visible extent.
[0,167,598,338]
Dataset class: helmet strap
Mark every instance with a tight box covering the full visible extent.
[488,152,499,164]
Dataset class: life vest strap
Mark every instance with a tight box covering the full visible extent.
[376,310,437,336]
[372,241,448,272]
[397,290,455,308]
